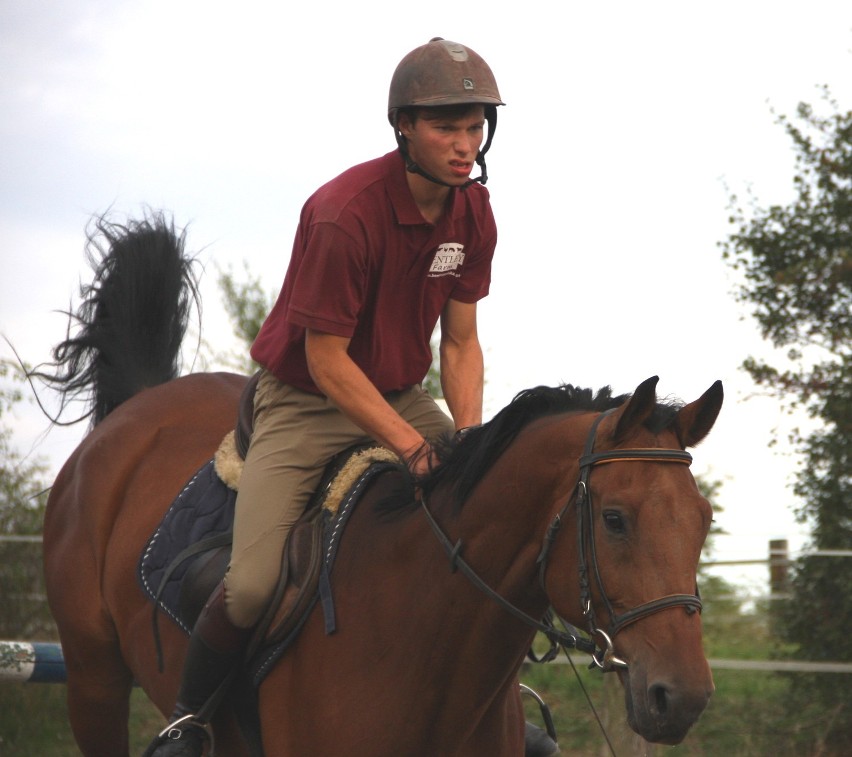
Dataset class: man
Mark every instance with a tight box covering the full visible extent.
[145,37,503,756]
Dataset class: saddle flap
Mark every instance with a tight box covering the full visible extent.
[178,545,232,628]
[260,510,326,647]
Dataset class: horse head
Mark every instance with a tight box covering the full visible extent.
[543,376,723,744]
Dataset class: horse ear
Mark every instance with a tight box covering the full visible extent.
[675,380,724,448]
[614,376,659,443]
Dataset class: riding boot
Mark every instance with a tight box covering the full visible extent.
[143,581,251,757]
[524,720,561,756]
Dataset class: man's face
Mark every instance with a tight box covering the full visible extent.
[399,105,486,187]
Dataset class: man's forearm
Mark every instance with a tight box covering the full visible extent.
[306,331,425,459]
[440,338,484,430]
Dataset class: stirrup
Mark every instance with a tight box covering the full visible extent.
[157,713,209,741]
[142,714,211,757]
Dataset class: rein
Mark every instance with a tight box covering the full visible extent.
[420,497,596,658]
[421,407,702,672]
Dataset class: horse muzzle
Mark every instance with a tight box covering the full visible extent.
[622,663,714,744]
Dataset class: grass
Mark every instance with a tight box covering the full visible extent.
[0,685,163,755]
[518,605,849,757]
[520,658,821,757]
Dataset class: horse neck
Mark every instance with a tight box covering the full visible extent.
[440,413,590,619]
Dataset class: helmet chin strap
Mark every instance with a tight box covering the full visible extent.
[393,108,497,190]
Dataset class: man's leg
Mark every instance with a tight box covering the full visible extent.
[142,582,250,756]
[224,375,335,628]
[145,374,350,756]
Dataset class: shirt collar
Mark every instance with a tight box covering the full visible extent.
[384,150,460,230]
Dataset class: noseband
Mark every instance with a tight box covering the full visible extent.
[421,408,702,671]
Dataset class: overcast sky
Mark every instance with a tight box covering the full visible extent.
[2,1,851,590]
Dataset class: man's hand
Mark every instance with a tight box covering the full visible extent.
[401,439,436,477]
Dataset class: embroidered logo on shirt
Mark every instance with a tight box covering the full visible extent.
[429,243,465,278]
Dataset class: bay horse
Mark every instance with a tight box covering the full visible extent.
[40,214,722,756]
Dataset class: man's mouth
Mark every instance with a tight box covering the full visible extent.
[449,160,472,176]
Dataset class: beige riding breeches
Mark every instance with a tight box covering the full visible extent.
[223,369,454,628]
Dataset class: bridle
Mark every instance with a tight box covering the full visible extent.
[540,408,702,668]
[421,408,702,672]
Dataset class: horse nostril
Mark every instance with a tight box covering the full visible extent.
[649,683,670,717]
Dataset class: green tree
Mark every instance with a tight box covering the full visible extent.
[0,359,52,638]
[721,87,852,752]
[214,263,277,374]
[694,476,750,647]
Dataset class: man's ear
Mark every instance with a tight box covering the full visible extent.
[397,112,414,139]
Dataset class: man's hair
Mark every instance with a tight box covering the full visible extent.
[399,103,486,127]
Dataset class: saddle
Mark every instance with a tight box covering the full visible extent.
[137,373,405,671]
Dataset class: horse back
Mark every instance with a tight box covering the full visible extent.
[47,371,246,524]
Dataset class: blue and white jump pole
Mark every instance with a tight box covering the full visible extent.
[0,641,66,683]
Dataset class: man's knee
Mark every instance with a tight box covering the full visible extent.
[223,569,277,629]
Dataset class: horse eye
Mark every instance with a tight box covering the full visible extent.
[602,510,627,534]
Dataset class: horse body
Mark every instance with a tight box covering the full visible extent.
[39,215,722,755]
[44,369,537,755]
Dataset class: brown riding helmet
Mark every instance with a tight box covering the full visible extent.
[388,37,504,121]
[388,37,504,186]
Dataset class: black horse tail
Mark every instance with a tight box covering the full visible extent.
[33,211,201,427]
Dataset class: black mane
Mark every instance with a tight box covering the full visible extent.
[413,383,683,513]
[419,384,627,510]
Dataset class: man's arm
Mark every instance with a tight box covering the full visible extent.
[304,329,429,470]
[439,298,484,430]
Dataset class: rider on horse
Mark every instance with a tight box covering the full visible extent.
[146,37,504,756]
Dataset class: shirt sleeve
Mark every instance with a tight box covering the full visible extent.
[286,220,367,338]
[449,198,497,303]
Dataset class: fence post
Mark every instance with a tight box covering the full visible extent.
[769,539,790,597]
[768,539,790,635]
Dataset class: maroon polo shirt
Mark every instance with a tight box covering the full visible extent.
[250,150,497,395]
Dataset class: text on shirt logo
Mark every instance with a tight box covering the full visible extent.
[429,243,466,277]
